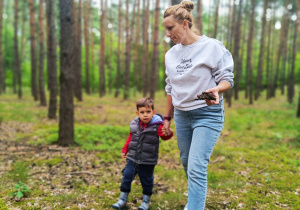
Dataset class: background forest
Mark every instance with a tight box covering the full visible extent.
[0,0,299,209]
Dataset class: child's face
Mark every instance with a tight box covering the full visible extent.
[136,106,155,124]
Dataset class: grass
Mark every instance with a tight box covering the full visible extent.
[0,89,299,209]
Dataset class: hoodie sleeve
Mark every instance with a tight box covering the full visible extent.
[121,132,132,153]
[212,50,234,88]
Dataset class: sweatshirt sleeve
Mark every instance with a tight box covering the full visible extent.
[212,50,234,88]
[122,132,132,153]
[165,66,172,95]
[157,124,173,140]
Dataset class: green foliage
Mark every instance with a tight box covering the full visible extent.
[0,199,9,210]
[7,161,29,183]
[9,182,31,199]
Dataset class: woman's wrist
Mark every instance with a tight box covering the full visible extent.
[163,116,172,121]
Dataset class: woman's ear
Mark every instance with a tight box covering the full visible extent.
[183,20,189,29]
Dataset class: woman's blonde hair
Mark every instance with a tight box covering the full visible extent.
[163,1,200,34]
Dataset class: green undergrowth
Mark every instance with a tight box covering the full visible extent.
[0,90,299,209]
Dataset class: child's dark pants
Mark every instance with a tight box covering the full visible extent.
[120,159,155,196]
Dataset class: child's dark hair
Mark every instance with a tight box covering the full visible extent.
[136,97,154,110]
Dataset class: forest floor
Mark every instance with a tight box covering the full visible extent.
[0,90,299,210]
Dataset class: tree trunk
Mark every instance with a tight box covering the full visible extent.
[142,0,150,96]
[124,0,130,100]
[271,0,290,98]
[74,0,82,101]
[0,0,3,95]
[115,0,122,98]
[133,0,141,93]
[288,0,299,103]
[29,0,38,100]
[123,0,136,100]
[254,0,268,100]
[46,0,58,119]
[38,0,47,106]
[213,0,220,39]
[58,0,75,146]
[14,0,21,99]
[84,0,90,94]
[233,0,243,100]
[150,0,160,100]
[99,0,105,97]
[247,0,256,104]
[197,0,202,34]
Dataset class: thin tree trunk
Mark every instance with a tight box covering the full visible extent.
[150,0,160,99]
[46,0,57,119]
[271,0,289,98]
[14,0,21,99]
[247,0,256,104]
[233,0,243,100]
[123,0,136,100]
[288,0,299,103]
[38,0,47,106]
[226,0,232,47]
[213,0,220,39]
[133,0,141,94]
[29,0,38,100]
[124,0,130,100]
[58,0,75,146]
[115,0,122,98]
[74,0,82,101]
[84,0,90,94]
[142,0,150,96]
[0,0,3,95]
[197,0,202,34]
[99,0,105,97]
[255,0,268,100]
[20,1,26,62]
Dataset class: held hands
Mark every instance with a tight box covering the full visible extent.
[121,152,128,158]
[162,120,173,136]
[205,87,220,106]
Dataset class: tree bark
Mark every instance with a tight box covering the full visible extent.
[84,0,90,94]
[271,0,290,98]
[150,0,160,100]
[233,0,243,100]
[142,0,150,96]
[0,0,3,95]
[213,0,220,39]
[46,0,58,119]
[38,0,47,106]
[247,0,256,104]
[74,0,82,101]
[58,0,75,146]
[288,0,299,104]
[254,0,268,100]
[99,0,105,97]
[29,0,38,100]
[197,0,202,34]
[124,0,130,100]
[133,0,141,93]
[14,0,21,99]
[115,0,122,98]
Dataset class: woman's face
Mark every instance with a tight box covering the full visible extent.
[163,16,186,44]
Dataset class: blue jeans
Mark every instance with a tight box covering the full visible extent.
[120,159,155,196]
[174,101,224,210]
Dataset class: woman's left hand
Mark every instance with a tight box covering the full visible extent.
[204,87,220,106]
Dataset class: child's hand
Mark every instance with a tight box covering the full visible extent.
[121,152,128,158]
[162,128,173,136]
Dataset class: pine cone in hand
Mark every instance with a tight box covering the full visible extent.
[195,92,216,100]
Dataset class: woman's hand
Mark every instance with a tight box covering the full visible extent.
[121,152,128,158]
[162,120,172,136]
[205,86,220,106]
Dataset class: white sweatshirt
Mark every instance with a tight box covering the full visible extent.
[165,35,234,111]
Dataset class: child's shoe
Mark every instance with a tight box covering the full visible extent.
[112,192,128,209]
[138,195,151,210]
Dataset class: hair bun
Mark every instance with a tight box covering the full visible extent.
[181,1,194,12]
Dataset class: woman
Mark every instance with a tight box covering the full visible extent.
[162,1,234,210]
